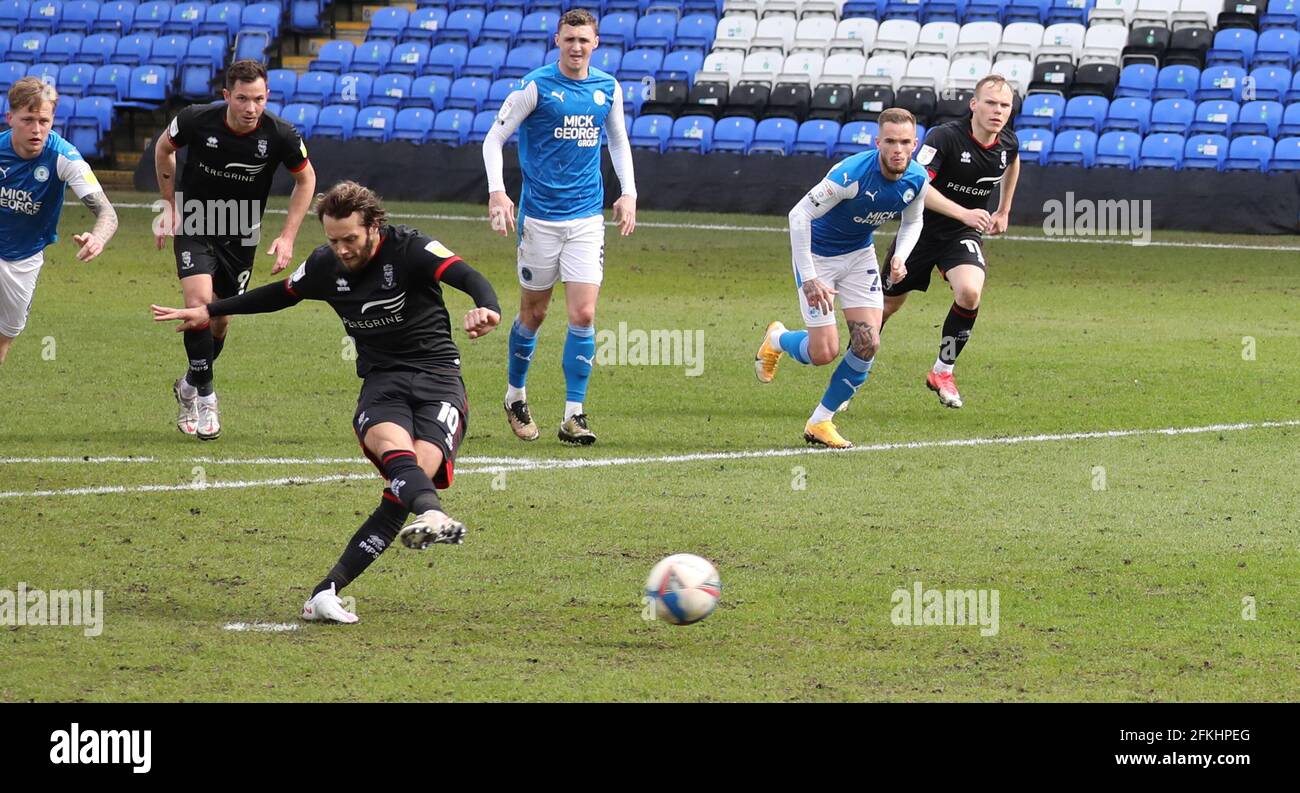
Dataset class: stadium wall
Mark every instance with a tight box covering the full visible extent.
[136,138,1300,234]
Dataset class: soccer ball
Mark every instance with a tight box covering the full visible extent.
[643,554,722,625]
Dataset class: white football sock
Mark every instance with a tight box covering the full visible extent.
[932,358,954,374]
[809,404,835,424]
[505,385,526,405]
[564,401,583,420]
[178,378,198,400]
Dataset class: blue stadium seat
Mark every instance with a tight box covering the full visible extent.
[591,47,622,75]
[198,2,239,39]
[1094,130,1139,169]
[467,108,496,142]
[288,0,321,32]
[111,32,153,66]
[425,42,467,77]
[311,41,354,73]
[352,40,394,74]
[429,107,473,145]
[1196,66,1247,102]
[1280,102,1300,137]
[295,71,334,105]
[163,1,206,36]
[634,12,677,51]
[1253,29,1298,68]
[89,62,129,98]
[329,72,373,105]
[1260,0,1299,28]
[1016,93,1065,130]
[93,1,135,34]
[498,44,543,78]
[1058,95,1108,132]
[353,105,396,141]
[1189,100,1238,136]
[1148,98,1194,134]
[147,33,189,68]
[24,0,60,33]
[264,100,280,116]
[393,106,435,142]
[78,32,117,65]
[233,30,270,63]
[462,43,506,78]
[1152,64,1198,100]
[479,10,522,45]
[120,63,167,108]
[240,2,281,38]
[630,113,672,152]
[1045,130,1097,167]
[663,114,712,153]
[617,48,662,82]
[371,72,413,107]
[1182,134,1229,170]
[515,12,557,46]
[404,9,448,44]
[67,115,103,156]
[28,62,59,85]
[441,9,484,46]
[598,11,636,51]
[1247,66,1290,102]
[44,33,84,65]
[280,102,318,136]
[0,0,22,31]
[1045,0,1091,24]
[0,33,8,59]
[61,1,101,34]
[618,74,646,115]
[185,33,223,69]
[1224,135,1273,171]
[1114,64,1156,100]
[446,75,489,110]
[749,117,796,155]
[0,61,25,92]
[389,41,431,75]
[1102,97,1151,134]
[657,49,702,85]
[53,92,76,131]
[483,75,521,111]
[73,94,113,133]
[793,118,838,157]
[132,1,169,34]
[1018,128,1054,165]
[1268,137,1300,172]
[314,105,358,139]
[368,7,409,42]
[711,116,756,153]
[1138,133,1184,169]
[1206,28,1257,69]
[1231,100,1284,138]
[834,120,878,156]
[406,73,451,110]
[674,13,717,51]
[1287,70,1300,104]
[178,56,212,98]
[57,63,95,96]
[9,33,48,64]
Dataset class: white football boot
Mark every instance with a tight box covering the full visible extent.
[301,583,359,624]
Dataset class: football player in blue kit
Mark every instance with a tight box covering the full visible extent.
[755,108,928,449]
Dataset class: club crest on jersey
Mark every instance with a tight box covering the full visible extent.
[593,89,606,106]
[33,166,49,182]
[1001,149,1007,168]
[256,138,268,159]
[382,263,395,289]
[903,188,916,202]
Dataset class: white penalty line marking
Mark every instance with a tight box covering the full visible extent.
[1,419,1294,499]
[91,202,1300,253]
[223,622,300,632]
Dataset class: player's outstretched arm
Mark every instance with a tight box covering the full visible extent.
[482,81,537,235]
[268,161,317,274]
[72,184,118,262]
[153,134,180,250]
[889,181,928,282]
[440,259,502,339]
[990,157,1020,235]
[606,85,637,237]
[152,280,302,331]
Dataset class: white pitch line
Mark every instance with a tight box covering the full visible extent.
[91,202,1300,253]
[1,419,1294,499]
[0,456,160,464]
[223,622,301,632]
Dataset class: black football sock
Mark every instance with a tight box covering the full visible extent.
[378,449,441,515]
[939,302,979,366]
[313,491,407,596]
[183,326,215,396]
[211,334,226,362]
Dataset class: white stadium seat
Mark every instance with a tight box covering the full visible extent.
[778,51,824,84]
[835,18,878,50]
[998,22,1044,61]
[714,15,759,53]
[1040,23,1086,63]
[904,54,950,91]
[875,19,921,55]
[863,52,907,88]
[991,56,1034,93]
[917,22,961,56]
[821,52,867,82]
[956,21,1003,59]
[948,56,993,90]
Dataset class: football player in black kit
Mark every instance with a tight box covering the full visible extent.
[152,181,501,624]
[154,59,317,440]
[883,74,1021,409]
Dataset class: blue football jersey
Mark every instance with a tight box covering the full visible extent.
[0,130,98,261]
[516,62,618,222]
[811,150,929,258]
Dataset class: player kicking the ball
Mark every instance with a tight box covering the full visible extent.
[153,182,500,624]
[755,108,928,449]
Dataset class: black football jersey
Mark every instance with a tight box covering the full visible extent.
[915,119,1019,239]
[166,102,309,224]
[285,225,466,377]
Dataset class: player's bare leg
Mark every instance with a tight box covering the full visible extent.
[804,307,880,449]
[927,264,985,409]
[558,280,598,445]
[0,334,12,367]
[505,285,551,440]
[882,292,908,325]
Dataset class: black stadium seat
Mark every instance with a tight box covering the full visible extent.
[1122,25,1171,68]
[848,83,895,122]
[931,88,973,126]
[1216,0,1261,31]
[1070,63,1120,98]
[807,82,852,123]
[765,82,812,122]
[723,81,770,120]
[679,80,729,119]
[1028,61,1075,96]
[640,78,688,118]
[1164,27,1212,68]
[895,86,937,126]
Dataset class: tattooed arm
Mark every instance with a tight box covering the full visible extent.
[72,190,119,262]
